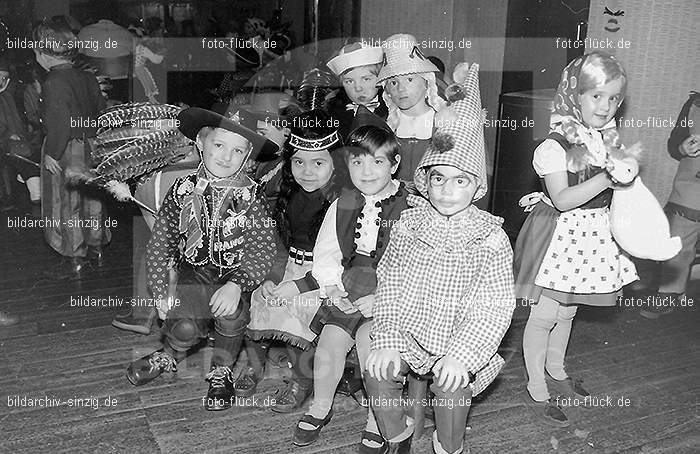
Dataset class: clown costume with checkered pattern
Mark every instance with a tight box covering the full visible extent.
[365,63,515,454]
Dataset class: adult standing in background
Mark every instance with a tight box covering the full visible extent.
[33,19,110,279]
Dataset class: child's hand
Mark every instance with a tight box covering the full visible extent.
[270,281,300,301]
[366,349,401,381]
[210,282,242,317]
[325,285,347,299]
[335,297,358,314]
[155,298,171,321]
[680,135,700,157]
[432,355,471,393]
[324,285,356,313]
[355,294,375,318]
[259,280,276,299]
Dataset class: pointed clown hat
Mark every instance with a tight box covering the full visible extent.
[377,34,439,82]
[327,41,384,76]
[414,62,488,201]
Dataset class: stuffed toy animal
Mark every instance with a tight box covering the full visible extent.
[607,143,682,260]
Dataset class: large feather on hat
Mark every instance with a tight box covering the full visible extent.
[67,102,193,213]
[88,102,192,184]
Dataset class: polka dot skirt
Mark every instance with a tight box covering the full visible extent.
[535,207,637,293]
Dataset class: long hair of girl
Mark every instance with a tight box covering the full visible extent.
[273,109,348,249]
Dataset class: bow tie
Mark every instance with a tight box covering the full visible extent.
[346,100,380,112]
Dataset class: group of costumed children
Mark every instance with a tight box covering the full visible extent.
[123,33,650,454]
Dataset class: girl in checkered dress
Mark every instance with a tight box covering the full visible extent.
[514,52,638,426]
[365,63,514,454]
[292,123,410,451]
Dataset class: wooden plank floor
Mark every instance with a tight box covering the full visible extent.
[1,206,699,454]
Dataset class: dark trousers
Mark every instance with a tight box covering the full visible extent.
[363,360,472,453]
[162,267,251,367]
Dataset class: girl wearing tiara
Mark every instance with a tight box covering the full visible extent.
[514,52,638,426]
[243,109,347,412]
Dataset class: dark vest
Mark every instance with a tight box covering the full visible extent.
[542,132,612,209]
[335,183,409,270]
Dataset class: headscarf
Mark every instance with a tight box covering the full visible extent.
[550,53,623,169]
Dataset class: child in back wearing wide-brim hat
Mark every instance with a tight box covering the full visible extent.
[325,41,388,140]
[365,63,515,454]
[126,107,280,412]
[377,33,446,182]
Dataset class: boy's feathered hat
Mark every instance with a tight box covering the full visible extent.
[377,34,439,82]
[327,42,383,76]
[414,62,488,201]
[178,107,278,161]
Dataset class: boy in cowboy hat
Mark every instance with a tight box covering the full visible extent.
[364,64,514,454]
[325,42,388,140]
[126,107,280,412]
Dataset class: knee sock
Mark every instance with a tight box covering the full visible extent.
[522,295,559,401]
[545,304,578,380]
[244,338,269,378]
[288,344,314,391]
[305,325,354,421]
[355,323,380,436]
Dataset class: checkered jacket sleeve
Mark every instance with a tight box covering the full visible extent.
[371,222,407,351]
[227,195,279,292]
[446,229,515,373]
[146,184,181,301]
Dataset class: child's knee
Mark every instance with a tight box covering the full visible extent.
[165,319,200,350]
[556,304,578,323]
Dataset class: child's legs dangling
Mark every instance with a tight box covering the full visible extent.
[356,322,380,440]
[545,304,578,380]
[303,324,354,423]
[523,295,559,401]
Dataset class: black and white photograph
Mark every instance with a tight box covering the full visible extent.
[0,0,697,452]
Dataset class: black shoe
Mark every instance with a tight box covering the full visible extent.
[384,434,413,454]
[523,392,569,427]
[640,292,680,319]
[43,257,88,280]
[292,409,333,446]
[360,430,386,454]
[270,378,311,413]
[126,350,177,386]
[0,310,19,327]
[112,308,156,335]
[547,375,591,406]
[233,366,260,398]
[203,365,235,411]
